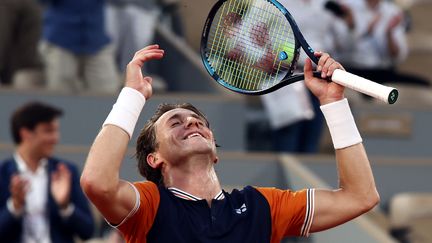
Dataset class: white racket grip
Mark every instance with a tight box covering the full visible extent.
[331,69,399,104]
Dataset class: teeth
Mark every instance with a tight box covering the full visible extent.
[187,133,201,139]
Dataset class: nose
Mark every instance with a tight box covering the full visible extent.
[185,116,202,128]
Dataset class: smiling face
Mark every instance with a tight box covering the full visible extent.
[153,108,217,165]
[22,119,60,159]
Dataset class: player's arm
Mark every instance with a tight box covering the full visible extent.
[80,45,164,224]
[303,53,380,233]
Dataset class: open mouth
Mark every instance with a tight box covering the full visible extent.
[185,132,203,140]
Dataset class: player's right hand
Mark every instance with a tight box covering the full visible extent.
[125,45,165,99]
[304,52,345,106]
[9,174,28,211]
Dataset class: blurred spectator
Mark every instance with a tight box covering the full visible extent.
[39,0,120,93]
[105,0,160,72]
[158,0,184,37]
[0,0,43,88]
[261,0,340,153]
[105,0,176,91]
[336,0,430,87]
[0,102,94,242]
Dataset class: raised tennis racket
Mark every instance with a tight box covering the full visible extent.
[200,0,399,104]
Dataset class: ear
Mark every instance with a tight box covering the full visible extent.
[146,153,163,169]
[213,156,219,164]
[19,127,32,142]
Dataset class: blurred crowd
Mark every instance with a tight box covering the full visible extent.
[0,0,183,94]
[261,0,431,155]
[0,0,429,94]
[0,1,431,242]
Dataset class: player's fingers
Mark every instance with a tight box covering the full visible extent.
[133,50,164,66]
[321,57,336,78]
[326,62,345,76]
[143,76,153,84]
[304,58,313,80]
[126,50,164,77]
[317,53,330,72]
[135,44,160,56]
[314,51,323,57]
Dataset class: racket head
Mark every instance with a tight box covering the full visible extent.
[201,0,303,95]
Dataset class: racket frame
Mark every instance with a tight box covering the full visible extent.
[200,0,399,104]
[200,0,321,95]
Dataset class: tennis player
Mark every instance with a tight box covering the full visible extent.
[80,44,380,242]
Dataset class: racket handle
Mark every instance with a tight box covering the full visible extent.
[331,69,399,104]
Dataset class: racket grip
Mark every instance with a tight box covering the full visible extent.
[331,69,399,104]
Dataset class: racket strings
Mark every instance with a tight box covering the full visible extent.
[210,0,261,90]
[206,0,296,91]
[211,1,293,89]
[208,0,260,90]
[225,0,271,90]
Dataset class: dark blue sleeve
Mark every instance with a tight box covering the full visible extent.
[0,163,23,242]
[0,207,23,241]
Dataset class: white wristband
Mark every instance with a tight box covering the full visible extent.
[103,87,146,139]
[320,98,362,149]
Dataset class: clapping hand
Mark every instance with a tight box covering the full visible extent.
[51,163,72,209]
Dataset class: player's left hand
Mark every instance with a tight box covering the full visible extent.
[304,52,345,105]
[125,45,165,100]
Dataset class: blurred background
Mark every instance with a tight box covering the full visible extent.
[0,0,431,242]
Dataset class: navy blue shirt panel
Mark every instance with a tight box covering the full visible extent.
[147,186,272,243]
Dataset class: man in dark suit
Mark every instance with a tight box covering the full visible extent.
[0,102,94,243]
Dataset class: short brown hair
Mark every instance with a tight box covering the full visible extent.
[11,102,63,144]
[136,103,210,185]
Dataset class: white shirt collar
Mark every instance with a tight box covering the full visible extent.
[167,187,225,201]
[14,152,48,174]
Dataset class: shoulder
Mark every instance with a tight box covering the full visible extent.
[133,181,160,199]
[0,157,15,167]
[253,186,310,204]
[0,158,17,173]
[133,180,158,190]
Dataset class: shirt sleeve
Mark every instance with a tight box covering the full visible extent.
[255,187,315,241]
[116,181,160,242]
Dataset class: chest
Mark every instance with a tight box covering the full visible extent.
[147,188,271,243]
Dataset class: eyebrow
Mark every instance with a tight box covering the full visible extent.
[166,112,208,126]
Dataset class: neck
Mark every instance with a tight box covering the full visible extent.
[163,155,222,206]
[17,145,42,172]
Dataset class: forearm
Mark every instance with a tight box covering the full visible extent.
[81,87,144,197]
[322,99,379,205]
[310,99,379,232]
[81,126,129,196]
[335,144,378,203]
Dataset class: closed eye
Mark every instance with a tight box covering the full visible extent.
[171,121,181,127]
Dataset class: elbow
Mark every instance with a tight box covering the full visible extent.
[80,173,116,201]
[360,189,381,213]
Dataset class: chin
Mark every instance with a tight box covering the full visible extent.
[185,145,215,156]
[41,148,55,158]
